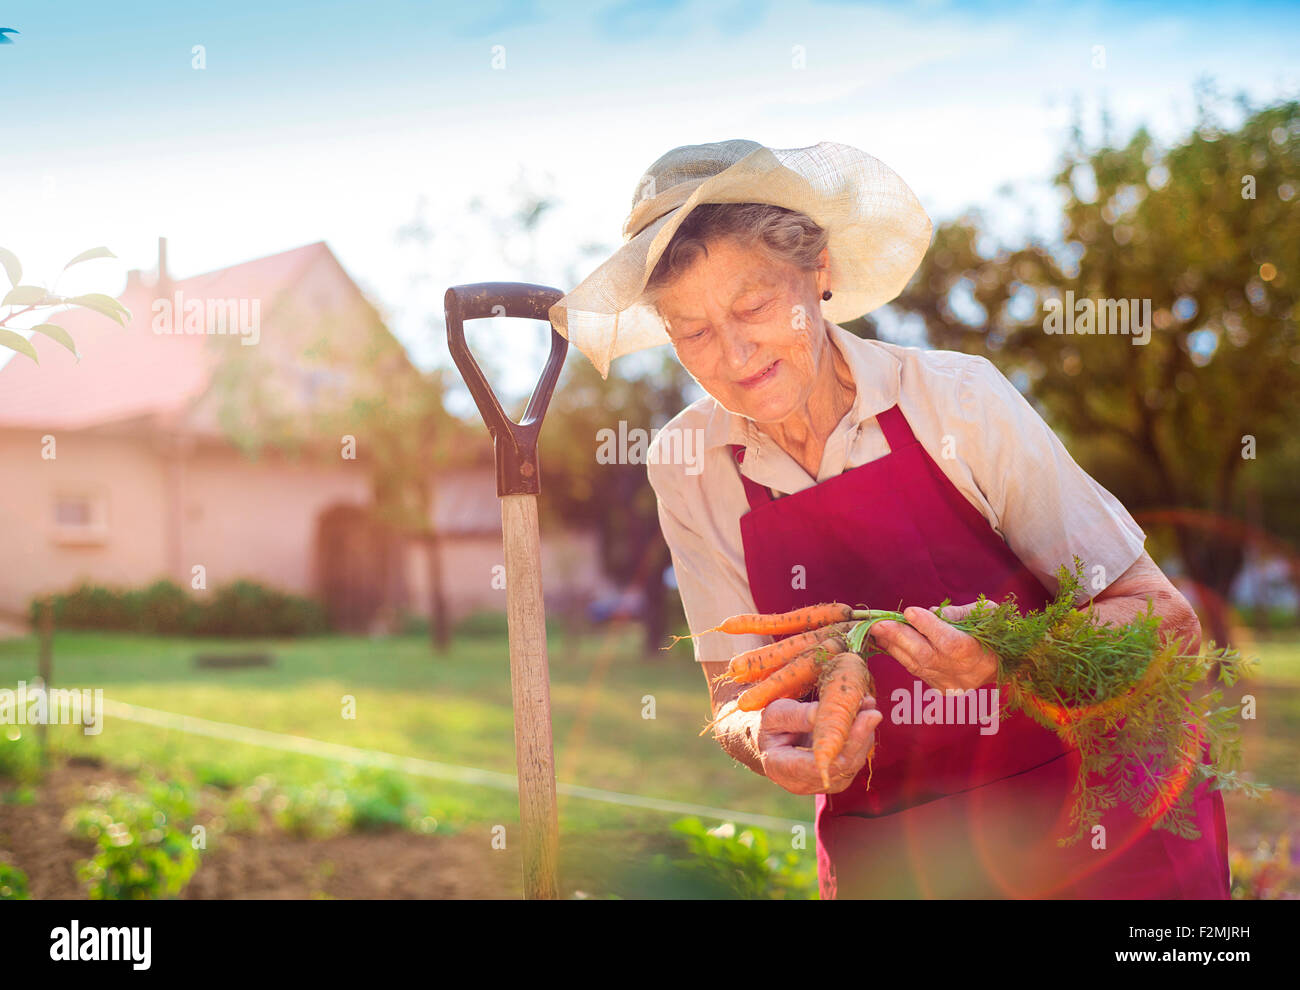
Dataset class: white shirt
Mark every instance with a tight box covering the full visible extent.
[647,322,1147,664]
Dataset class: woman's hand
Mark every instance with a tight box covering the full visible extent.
[867,603,1000,694]
[757,697,882,796]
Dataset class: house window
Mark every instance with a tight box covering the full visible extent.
[52,493,107,544]
[55,497,92,526]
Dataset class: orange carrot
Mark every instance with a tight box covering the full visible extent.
[737,651,820,711]
[666,603,855,648]
[812,651,873,790]
[696,654,818,737]
[714,622,852,685]
[697,637,846,737]
[715,603,854,637]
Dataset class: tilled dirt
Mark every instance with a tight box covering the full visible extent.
[0,762,525,900]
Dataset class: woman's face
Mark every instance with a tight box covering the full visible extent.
[655,237,832,424]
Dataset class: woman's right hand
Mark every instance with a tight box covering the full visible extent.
[757,696,882,795]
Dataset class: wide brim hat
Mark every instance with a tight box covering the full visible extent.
[549,139,933,378]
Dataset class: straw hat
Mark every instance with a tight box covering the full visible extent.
[548,139,933,378]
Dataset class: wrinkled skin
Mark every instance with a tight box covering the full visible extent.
[656,236,852,479]
[756,696,882,796]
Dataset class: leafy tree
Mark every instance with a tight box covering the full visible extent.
[207,290,467,650]
[438,176,700,654]
[539,350,697,655]
[891,90,1300,648]
[0,246,130,362]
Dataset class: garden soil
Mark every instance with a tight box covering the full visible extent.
[0,761,525,899]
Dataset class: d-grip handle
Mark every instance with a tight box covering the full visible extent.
[444,282,569,496]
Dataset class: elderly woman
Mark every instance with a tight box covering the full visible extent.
[550,140,1230,899]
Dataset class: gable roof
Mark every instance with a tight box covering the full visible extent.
[0,241,352,432]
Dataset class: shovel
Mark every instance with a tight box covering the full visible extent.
[444,282,568,900]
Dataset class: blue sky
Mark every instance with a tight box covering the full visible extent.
[2,0,1297,391]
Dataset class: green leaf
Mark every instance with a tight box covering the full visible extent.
[30,323,79,360]
[0,328,38,363]
[68,293,130,326]
[2,285,51,306]
[0,247,19,287]
[63,246,116,269]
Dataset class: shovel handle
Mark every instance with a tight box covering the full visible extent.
[500,493,560,900]
[444,281,565,900]
[444,282,568,496]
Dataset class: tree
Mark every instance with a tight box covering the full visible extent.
[345,361,463,651]
[890,89,1300,648]
[206,284,466,650]
[0,246,130,363]
[539,350,698,656]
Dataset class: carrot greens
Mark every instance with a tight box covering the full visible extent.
[844,557,1267,845]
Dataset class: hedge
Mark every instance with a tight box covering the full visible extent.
[30,579,329,637]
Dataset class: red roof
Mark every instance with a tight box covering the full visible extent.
[0,241,333,431]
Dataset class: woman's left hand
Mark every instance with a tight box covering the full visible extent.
[867,603,1000,694]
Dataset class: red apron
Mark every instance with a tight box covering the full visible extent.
[733,403,1230,899]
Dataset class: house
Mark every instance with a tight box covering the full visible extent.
[0,240,610,632]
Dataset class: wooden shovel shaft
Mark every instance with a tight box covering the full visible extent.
[500,494,560,899]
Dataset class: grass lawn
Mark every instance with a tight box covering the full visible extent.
[0,625,814,839]
[2,624,1295,897]
[1236,633,1300,685]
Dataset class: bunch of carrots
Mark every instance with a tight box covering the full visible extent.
[675,558,1267,844]
[690,603,876,790]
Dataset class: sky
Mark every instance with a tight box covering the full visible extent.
[1,0,1297,396]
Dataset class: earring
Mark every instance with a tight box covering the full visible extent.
[822,289,832,301]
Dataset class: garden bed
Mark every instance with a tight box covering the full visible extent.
[0,762,519,899]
